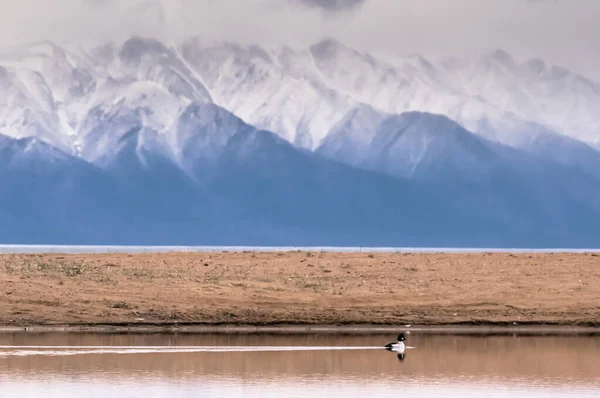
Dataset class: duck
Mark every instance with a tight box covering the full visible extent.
[385,333,406,351]
[384,333,406,360]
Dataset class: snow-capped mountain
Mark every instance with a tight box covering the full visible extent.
[182,37,600,150]
[318,110,600,236]
[317,104,386,166]
[2,35,600,157]
[323,111,500,181]
[440,50,600,146]
[179,38,357,149]
[1,35,600,247]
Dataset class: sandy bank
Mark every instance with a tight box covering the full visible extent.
[1,252,599,327]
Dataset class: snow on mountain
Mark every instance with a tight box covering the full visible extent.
[364,112,499,181]
[0,36,215,163]
[1,36,599,200]
[0,41,106,154]
[2,36,600,247]
[308,38,455,116]
[183,37,600,153]
[178,37,499,151]
[476,115,600,179]
[440,50,600,146]
[7,42,98,104]
[0,63,72,151]
[2,35,599,159]
[179,37,357,149]
[304,40,600,153]
[317,104,386,166]
[113,37,212,103]
[175,102,255,177]
[0,134,75,168]
[76,80,186,164]
[319,109,520,191]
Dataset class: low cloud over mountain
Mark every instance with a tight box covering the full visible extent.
[293,0,367,12]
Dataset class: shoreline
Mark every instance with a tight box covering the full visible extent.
[2,323,600,335]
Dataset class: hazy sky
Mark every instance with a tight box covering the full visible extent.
[1,0,599,80]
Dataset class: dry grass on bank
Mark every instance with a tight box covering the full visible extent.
[1,251,599,326]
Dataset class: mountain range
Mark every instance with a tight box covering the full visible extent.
[1,36,599,247]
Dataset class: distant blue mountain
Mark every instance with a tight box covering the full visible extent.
[3,37,600,248]
[0,135,134,243]
[2,105,600,247]
[319,110,600,247]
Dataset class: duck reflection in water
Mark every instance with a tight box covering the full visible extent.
[385,333,407,361]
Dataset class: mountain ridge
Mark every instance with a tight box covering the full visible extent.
[1,36,600,247]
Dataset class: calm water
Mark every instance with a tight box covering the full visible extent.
[0,333,598,397]
[2,244,600,254]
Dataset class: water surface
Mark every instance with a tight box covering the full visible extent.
[0,333,598,397]
[2,244,599,254]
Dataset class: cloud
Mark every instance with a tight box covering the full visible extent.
[292,0,367,12]
[0,0,598,81]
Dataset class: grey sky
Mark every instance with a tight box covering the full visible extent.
[293,0,367,11]
[1,0,599,81]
